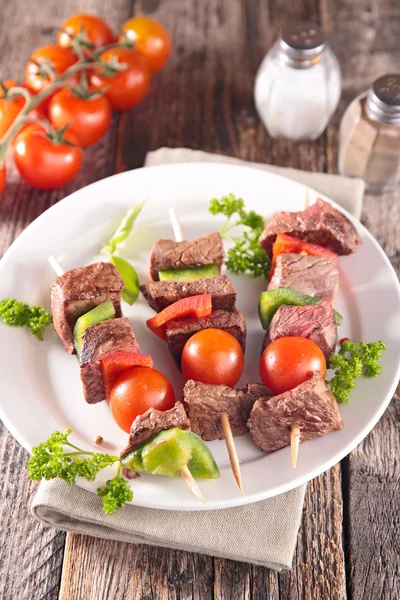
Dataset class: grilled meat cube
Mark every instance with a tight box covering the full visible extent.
[80,318,139,404]
[120,401,190,458]
[248,372,343,453]
[267,254,339,302]
[50,262,124,354]
[166,309,246,368]
[149,232,225,280]
[140,275,236,313]
[183,380,269,441]
[263,300,338,358]
[260,198,361,257]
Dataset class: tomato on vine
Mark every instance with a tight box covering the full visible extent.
[0,163,6,194]
[58,14,116,51]
[0,80,26,139]
[13,124,83,189]
[121,17,171,73]
[90,48,151,111]
[49,87,112,148]
[25,45,78,92]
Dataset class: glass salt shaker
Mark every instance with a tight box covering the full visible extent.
[338,74,400,194]
[254,22,341,141]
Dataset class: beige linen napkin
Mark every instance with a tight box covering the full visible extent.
[32,149,364,571]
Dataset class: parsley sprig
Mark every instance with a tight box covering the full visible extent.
[28,429,133,514]
[0,298,52,340]
[328,340,386,403]
[209,194,270,278]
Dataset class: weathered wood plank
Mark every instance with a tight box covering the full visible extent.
[0,1,132,599]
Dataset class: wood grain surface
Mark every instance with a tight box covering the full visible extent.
[0,0,399,599]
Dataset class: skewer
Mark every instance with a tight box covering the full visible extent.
[47,254,206,503]
[304,188,310,209]
[291,425,301,470]
[168,207,243,491]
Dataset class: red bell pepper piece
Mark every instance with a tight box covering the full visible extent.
[146,294,213,341]
[101,351,153,402]
[269,233,338,280]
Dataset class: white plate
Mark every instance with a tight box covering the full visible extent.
[0,162,399,511]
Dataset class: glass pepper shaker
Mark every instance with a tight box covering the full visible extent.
[254,22,341,142]
[338,74,400,194]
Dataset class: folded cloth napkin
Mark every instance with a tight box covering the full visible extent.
[32,149,365,571]
[145,147,365,220]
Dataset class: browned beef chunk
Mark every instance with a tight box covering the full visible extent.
[183,380,269,441]
[80,318,139,404]
[140,276,236,313]
[263,300,338,358]
[120,402,191,458]
[260,198,361,257]
[50,262,124,354]
[166,309,246,368]
[247,372,343,453]
[149,232,225,280]
[267,254,339,301]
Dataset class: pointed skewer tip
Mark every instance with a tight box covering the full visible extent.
[291,426,301,470]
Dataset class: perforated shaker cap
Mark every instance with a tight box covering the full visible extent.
[279,22,326,67]
[366,74,400,125]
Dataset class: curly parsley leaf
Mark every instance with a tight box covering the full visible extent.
[209,194,269,278]
[97,473,134,515]
[0,298,52,340]
[28,429,133,514]
[328,340,386,403]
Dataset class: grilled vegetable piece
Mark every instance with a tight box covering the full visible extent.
[101,351,154,402]
[158,264,219,281]
[269,233,337,280]
[258,288,343,330]
[74,301,115,360]
[146,294,213,341]
[121,428,220,479]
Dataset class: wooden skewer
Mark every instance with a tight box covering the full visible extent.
[304,188,310,209]
[291,426,301,470]
[169,207,243,491]
[48,254,206,504]
[220,413,243,490]
[180,464,206,504]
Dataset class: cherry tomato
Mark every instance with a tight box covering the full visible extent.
[25,45,77,92]
[0,80,26,139]
[13,124,83,189]
[58,14,115,50]
[49,88,112,148]
[259,336,327,395]
[0,163,6,194]
[90,48,151,111]
[110,366,176,433]
[121,17,171,73]
[181,328,244,387]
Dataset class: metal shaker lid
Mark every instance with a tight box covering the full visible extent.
[366,74,400,125]
[279,22,326,68]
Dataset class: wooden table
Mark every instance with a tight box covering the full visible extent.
[0,1,399,598]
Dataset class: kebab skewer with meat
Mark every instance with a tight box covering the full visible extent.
[141,210,247,490]
[256,198,361,468]
[48,256,214,503]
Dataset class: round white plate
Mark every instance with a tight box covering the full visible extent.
[0,162,399,511]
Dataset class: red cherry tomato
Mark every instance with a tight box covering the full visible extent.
[58,14,115,50]
[121,17,171,73]
[110,366,176,433]
[0,80,26,139]
[259,336,327,395]
[13,124,83,189]
[25,45,78,92]
[0,163,6,194]
[49,88,112,148]
[90,48,151,111]
[181,328,244,387]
